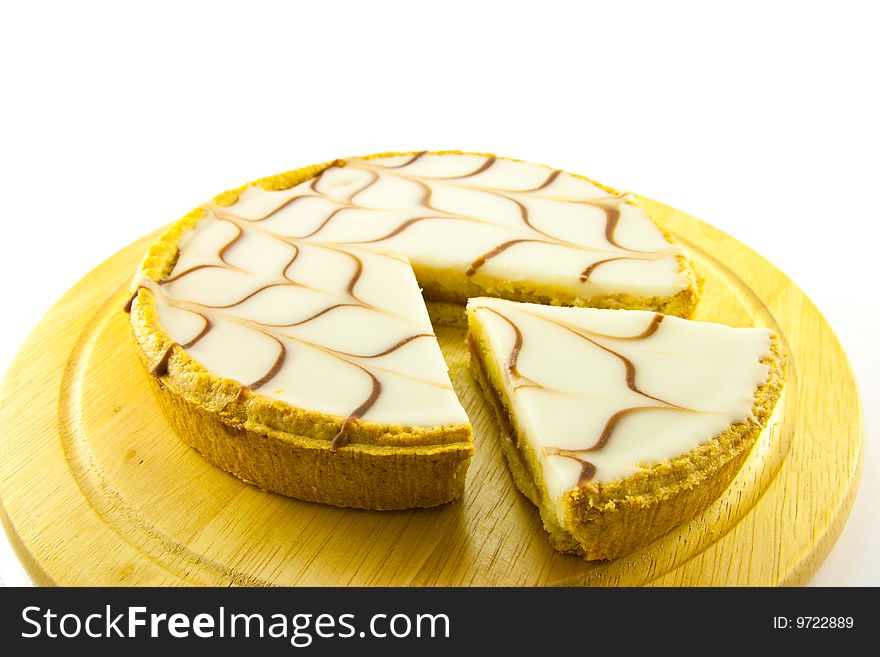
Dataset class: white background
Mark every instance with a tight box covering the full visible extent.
[0,0,876,586]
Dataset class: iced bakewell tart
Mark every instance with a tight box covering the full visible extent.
[126,151,702,510]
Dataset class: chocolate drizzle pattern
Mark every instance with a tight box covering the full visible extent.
[202,153,685,285]
[478,306,687,484]
[134,152,693,443]
[137,227,462,436]
[338,155,682,279]
[469,299,772,489]
[143,245,449,427]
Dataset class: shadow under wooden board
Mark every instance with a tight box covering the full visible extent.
[0,196,863,586]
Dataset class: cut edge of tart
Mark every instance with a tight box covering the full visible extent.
[465,297,786,559]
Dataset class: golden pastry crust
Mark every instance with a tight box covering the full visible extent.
[142,368,471,510]
[466,312,786,560]
[128,150,700,511]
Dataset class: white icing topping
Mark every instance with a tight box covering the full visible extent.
[144,152,695,433]
[224,153,690,298]
[151,227,467,428]
[467,297,773,517]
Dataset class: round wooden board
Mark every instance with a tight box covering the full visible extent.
[0,197,863,586]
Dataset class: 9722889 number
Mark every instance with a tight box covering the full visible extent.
[796,617,854,629]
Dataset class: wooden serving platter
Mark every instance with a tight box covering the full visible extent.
[0,197,863,586]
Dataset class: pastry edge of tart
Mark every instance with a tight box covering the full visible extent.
[139,359,472,510]
[465,309,787,560]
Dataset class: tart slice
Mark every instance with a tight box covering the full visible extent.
[466,297,785,559]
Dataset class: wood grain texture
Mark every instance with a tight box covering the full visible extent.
[0,196,863,586]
